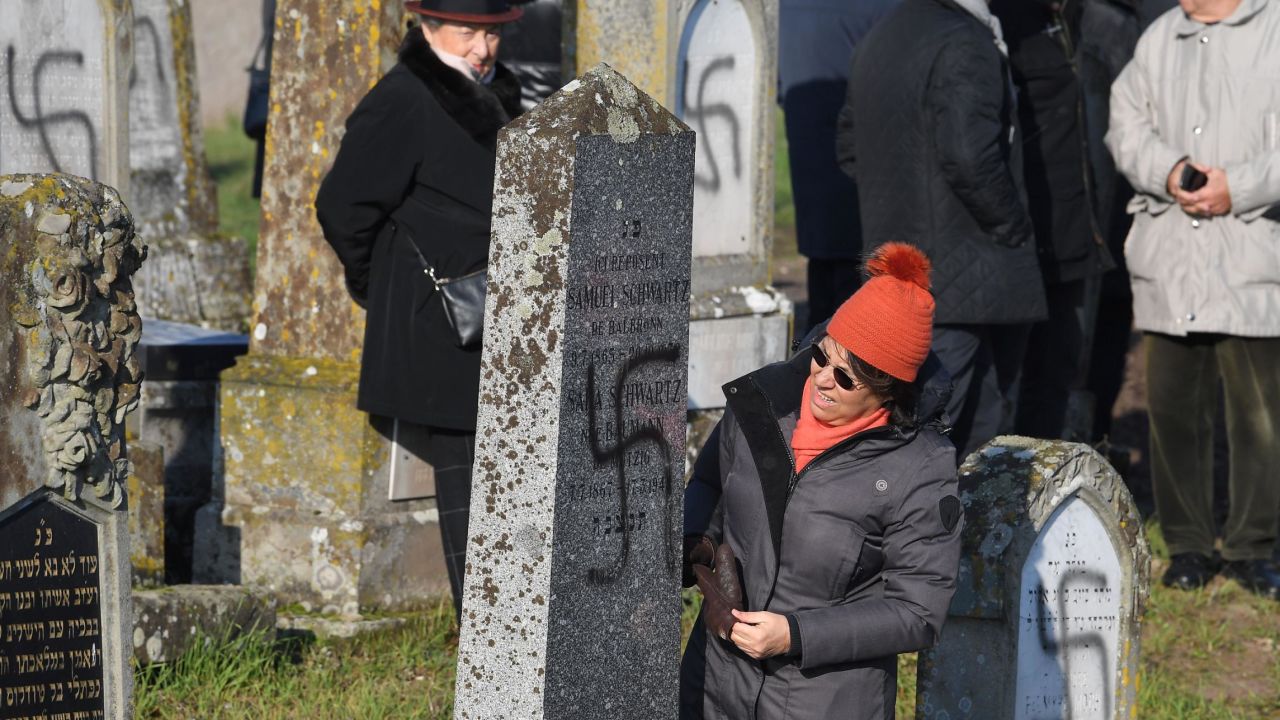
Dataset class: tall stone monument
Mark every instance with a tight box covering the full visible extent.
[0,0,133,198]
[454,64,693,719]
[916,438,1151,720]
[567,0,790,411]
[0,173,147,720]
[193,1,452,615]
[127,0,252,333]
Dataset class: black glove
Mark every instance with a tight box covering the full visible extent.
[693,542,743,641]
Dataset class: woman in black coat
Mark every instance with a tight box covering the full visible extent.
[315,0,524,616]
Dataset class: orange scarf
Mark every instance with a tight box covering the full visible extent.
[791,377,890,473]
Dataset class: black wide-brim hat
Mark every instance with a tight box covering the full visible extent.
[405,0,523,24]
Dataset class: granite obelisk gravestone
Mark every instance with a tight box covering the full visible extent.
[0,174,148,720]
[454,65,693,720]
[915,438,1151,720]
[567,0,791,411]
[0,0,132,198]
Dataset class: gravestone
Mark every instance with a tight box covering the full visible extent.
[567,0,789,414]
[0,0,132,198]
[0,173,148,720]
[454,64,693,719]
[916,437,1151,720]
[197,0,454,615]
[129,319,248,584]
[127,0,252,333]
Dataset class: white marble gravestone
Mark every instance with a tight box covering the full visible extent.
[915,437,1150,720]
[0,0,132,197]
[1015,497,1124,719]
[677,0,756,260]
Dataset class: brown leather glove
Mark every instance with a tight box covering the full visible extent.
[683,534,715,588]
[693,542,743,641]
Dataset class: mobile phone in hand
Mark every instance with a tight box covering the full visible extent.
[1179,164,1208,192]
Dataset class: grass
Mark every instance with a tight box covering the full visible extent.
[135,522,1280,719]
[204,116,262,267]
[135,600,459,719]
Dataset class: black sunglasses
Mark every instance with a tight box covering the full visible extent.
[810,343,861,391]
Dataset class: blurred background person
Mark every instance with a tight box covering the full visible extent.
[315,0,525,618]
[499,0,561,111]
[990,0,1114,442]
[1106,0,1280,598]
[779,0,897,332]
[839,0,1047,461]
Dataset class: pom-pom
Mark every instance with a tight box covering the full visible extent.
[865,242,931,290]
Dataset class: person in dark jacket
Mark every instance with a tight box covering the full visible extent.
[837,0,1048,462]
[778,0,898,332]
[315,0,524,617]
[499,0,561,111]
[680,244,962,720]
[990,0,1115,440]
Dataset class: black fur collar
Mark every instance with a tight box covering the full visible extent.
[398,26,524,151]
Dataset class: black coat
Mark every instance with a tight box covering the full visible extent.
[837,0,1047,325]
[316,29,522,430]
[992,0,1114,284]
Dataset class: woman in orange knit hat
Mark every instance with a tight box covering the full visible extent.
[680,243,962,720]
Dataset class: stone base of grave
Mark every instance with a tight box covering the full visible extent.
[132,235,252,333]
[128,441,167,586]
[277,613,409,641]
[131,585,277,664]
[687,287,793,410]
[192,353,449,615]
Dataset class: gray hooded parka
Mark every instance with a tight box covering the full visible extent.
[680,346,962,720]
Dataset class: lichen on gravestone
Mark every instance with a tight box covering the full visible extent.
[0,174,147,509]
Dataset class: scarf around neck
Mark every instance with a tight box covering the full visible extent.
[791,376,891,473]
[951,0,1008,56]
[431,45,496,85]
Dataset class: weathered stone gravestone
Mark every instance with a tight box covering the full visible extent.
[127,0,252,333]
[568,0,788,413]
[196,0,451,615]
[454,64,693,719]
[0,0,132,197]
[0,174,147,719]
[916,437,1151,720]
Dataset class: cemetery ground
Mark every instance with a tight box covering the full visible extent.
[127,119,1280,720]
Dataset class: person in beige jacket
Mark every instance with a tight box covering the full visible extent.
[1106,0,1280,599]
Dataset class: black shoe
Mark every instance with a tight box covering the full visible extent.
[1162,553,1219,590]
[1221,559,1280,601]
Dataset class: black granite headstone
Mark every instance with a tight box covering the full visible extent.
[0,495,106,720]
[455,65,694,719]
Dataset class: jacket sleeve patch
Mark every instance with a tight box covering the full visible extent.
[939,495,961,533]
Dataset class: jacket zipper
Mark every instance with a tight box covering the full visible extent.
[1051,2,1106,256]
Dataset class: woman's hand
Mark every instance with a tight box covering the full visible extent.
[729,609,791,660]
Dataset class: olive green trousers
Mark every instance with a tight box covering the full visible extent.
[1146,333,1280,561]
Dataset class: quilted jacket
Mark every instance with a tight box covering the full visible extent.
[1105,0,1280,337]
[837,0,1047,324]
[679,346,961,720]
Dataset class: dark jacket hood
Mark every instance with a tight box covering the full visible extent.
[398,26,524,151]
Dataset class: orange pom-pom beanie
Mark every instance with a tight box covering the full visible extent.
[826,242,935,382]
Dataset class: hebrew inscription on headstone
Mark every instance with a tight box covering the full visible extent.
[916,438,1151,720]
[0,496,108,719]
[0,0,131,197]
[0,173,147,719]
[454,65,693,720]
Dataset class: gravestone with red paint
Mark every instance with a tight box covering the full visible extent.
[453,64,693,720]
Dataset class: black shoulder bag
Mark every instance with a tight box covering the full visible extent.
[405,235,487,348]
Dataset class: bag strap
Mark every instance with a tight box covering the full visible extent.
[247,32,269,72]
[397,223,445,291]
